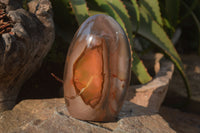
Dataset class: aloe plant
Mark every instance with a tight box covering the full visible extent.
[52,0,195,98]
[161,0,200,55]
[181,1,200,55]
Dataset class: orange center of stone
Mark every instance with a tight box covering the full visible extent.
[73,46,103,107]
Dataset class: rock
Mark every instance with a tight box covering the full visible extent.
[0,0,54,112]
[127,57,174,112]
[0,98,175,133]
[160,106,200,133]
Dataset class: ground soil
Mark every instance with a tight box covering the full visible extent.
[163,54,200,115]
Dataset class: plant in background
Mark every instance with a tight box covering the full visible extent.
[50,0,200,98]
[160,0,200,55]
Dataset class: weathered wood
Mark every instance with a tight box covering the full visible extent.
[0,0,54,112]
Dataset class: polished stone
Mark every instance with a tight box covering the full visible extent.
[63,14,131,121]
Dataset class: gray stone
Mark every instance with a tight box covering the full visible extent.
[0,98,175,133]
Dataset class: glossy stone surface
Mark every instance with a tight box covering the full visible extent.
[64,14,131,121]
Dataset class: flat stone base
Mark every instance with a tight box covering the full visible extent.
[0,98,175,133]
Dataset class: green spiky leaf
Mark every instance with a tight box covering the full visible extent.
[135,6,191,98]
[182,1,200,56]
[139,0,163,26]
[70,0,89,25]
[124,1,140,32]
[88,10,107,16]
[181,0,199,20]
[165,0,180,28]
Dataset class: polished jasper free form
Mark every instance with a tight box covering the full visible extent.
[64,14,131,121]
